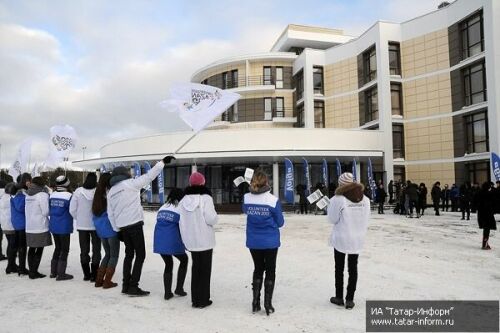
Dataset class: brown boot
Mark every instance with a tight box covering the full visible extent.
[103,267,118,289]
[95,266,107,288]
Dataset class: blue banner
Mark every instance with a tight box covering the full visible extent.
[133,162,141,178]
[302,157,311,196]
[336,159,342,179]
[100,164,106,173]
[352,159,357,181]
[322,159,329,186]
[143,162,153,204]
[284,158,295,204]
[492,152,500,181]
[368,158,377,200]
[158,168,165,204]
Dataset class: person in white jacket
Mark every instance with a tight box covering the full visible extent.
[107,156,174,297]
[1,180,16,270]
[25,177,52,279]
[178,172,218,309]
[70,173,101,282]
[327,172,370,310]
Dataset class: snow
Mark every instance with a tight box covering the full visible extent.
[0,211,498,333]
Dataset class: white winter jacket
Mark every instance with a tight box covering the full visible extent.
[25,191,50,234]
[70,187,96,230]
[178,191,218,252]
[327,183,370,254]
[0,189,14,232]
[107,161,164,230]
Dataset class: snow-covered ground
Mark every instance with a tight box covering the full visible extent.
[0,211,498,333]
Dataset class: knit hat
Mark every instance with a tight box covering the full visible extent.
[109,166,131,187]
[55,175,70,188]
[338,172,354,187]
[189,172,205,186]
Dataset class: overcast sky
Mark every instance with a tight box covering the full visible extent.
[0,0,444,168]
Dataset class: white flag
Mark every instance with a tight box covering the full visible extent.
[49,125,78,159]
[8,138,33,181]
[161,83,240,133]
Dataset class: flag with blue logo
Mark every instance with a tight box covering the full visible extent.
[352,159,357,181]
[368,158,377,200]
[302,157,311,196]
[492,152,500,181]
[144,162,153,204]
[322,159,329,186]
[100,164,107,173]
[336,159,342,179]
[133,162,141,179]
[158,169,165,204]
[284,158,295,204]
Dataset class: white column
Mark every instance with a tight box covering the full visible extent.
[303,50,315,128]
[273,162,280,197]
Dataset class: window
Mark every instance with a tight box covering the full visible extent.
[463,62,486,106]
[461,11,484,59]
[465,111,488,153]
[275,67,283,89]
[263,67,272,85]
[295,103,305,128]
[231,70,238,88]
[363,46,377,83]
[275,98,284,118]
[392,124,405,159]
[467,161,490,184]
[201,79,208,85]
[391,83,403,116]
[313,66,324,94]
[365,87,378,122]
[314,101,325,128]
[294,70,304,101]
[222,72,229,89]
[394,166,406,182]
[388,43,401,75]
[222,105,238,122]
[264,98,272,120]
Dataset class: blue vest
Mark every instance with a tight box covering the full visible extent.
[92,212,117,239]
[10,192,26,231]
[49,191,73,234]
[153,204,185,255]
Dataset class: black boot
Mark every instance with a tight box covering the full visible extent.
[264,280,275,316]
[81,263,91,281]
[345,300,355,309]
[56,260,73,281]
[163,271,174,300]
[127,286,150,297]
[90,263,99,282]
[17,247,28,276]
[330,297,345,306]
[174,260,188,297]
[50,259,58,278]
[252,278,262,313]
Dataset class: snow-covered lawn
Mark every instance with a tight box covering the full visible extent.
[0,211,498,333]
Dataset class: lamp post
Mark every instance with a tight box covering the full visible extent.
[81,146,87,183]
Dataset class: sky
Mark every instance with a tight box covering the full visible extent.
[0,0,444,168]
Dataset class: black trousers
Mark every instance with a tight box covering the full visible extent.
[161,254,188,293]
[483,228,490,239]
[0,226,4,256]
[334,248,359,301]
[433,200,440,215]
[15,230,27,270]
[300,202,308,214]
[442,199,449,211]
[191,249,213,307]
[378,202,384,214]
[121,223,146,289]
[250,248,278,283]
[52,234,70,261]
[28,247,44,273]
[6,234,18,269]
[78,230,102,265]
[461,201,470,219]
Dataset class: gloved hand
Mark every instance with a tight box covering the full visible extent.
[163,156,176,164]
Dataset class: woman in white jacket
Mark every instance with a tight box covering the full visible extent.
[25,177,52,279]
[1,180,17,272]
[178,172,218,309]
[327,173,370,310]
[70,173,101,282]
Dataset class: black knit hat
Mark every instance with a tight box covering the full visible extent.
[110,166,131,187]
[56,175,70,187]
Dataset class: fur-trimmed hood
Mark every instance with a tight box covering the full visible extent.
[335,182,364,203]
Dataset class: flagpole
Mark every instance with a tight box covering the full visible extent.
[174,131,198,155]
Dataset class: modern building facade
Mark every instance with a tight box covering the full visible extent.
[75,0,500,207]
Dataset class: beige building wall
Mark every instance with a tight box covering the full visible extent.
[405,163,456,190]
[324,57,358,96]
[403,73,452,119]
[324,95,359,128]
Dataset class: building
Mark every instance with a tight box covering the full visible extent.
[75,0,500,207]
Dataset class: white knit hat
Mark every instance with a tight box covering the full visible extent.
[55,175,70,188]
[338,172,354,187]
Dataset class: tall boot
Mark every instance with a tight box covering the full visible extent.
[482,238,491,250]
[81,263,91,281]
[50,259,58,278]
[90,263,99,282]
[33,250,46,278]
[252,278,262,313]
[163,271,174,300]
[102,267,118,289]
[94,266,106,288]
[17,247,28,276]
[264,280,275,316]
[28,250,35,279]
[174,261,188,297]
[56,260,73,281]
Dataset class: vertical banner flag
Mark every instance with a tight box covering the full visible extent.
[492,152,500,181]
[284,158,295,204]
[352,159,357,181]
[133,162,141,178]
[158,168,165,204]
[100,164,107,173]
[49,125,78,160]
[143,162,153,204]
[302,157,311,196]
[322,159,329,186]
[9,138,33,181]
[368,158,377,200]
[336,159,342,179]
[161,82,241,133]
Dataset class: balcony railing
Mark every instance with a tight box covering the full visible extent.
[207,75,287,90]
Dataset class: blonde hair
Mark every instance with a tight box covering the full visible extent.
[250,169,269,192]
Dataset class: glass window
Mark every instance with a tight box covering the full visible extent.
[388,43,401,75]
[264,98,272,120]
[275,67,283,89]
[363,46,377,83]
[294,70,304,101]
[460,11,484,59]
[313,66,324,94]
[465,111,488,153]
[314,101,325,128]
[391,83,402,116]
[275,97,284,117]
[463,62,486,106]
[394,166,406,182]
[392,124,405,158]
[365,87,378,122]
[295,103,305,128]
[467,161,489,184]
[263,67,272,85]
[222,72,229,89]
[231,70,238,88]
[176,166,191,189]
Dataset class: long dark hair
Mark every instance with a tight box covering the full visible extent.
[83,173,97,189]
[92,173,111,216]
[167,188,184,206]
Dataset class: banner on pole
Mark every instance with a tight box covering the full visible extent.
[133,162,141,179]
[8,138,32,181]
[284,158,295,204]
[49,125,78,160]
[352,159,357,182]
[368,158,377,200]
[302,157,311,196]
[492,152,500,181]
[322,159,329,186]
[336,159,342,179]
[158,168,165,204]
[143,162,153,204]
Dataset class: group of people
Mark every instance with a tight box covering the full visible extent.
[0,161,372,313]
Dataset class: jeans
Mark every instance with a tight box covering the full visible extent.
[78,230,102,266]
[52,234,70,261]
[121,223,146,289]
[191,249,213,306]
[334,248,359,301]
[15,230,27,270]
[100,236,120,269]
[250,248,278,283]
